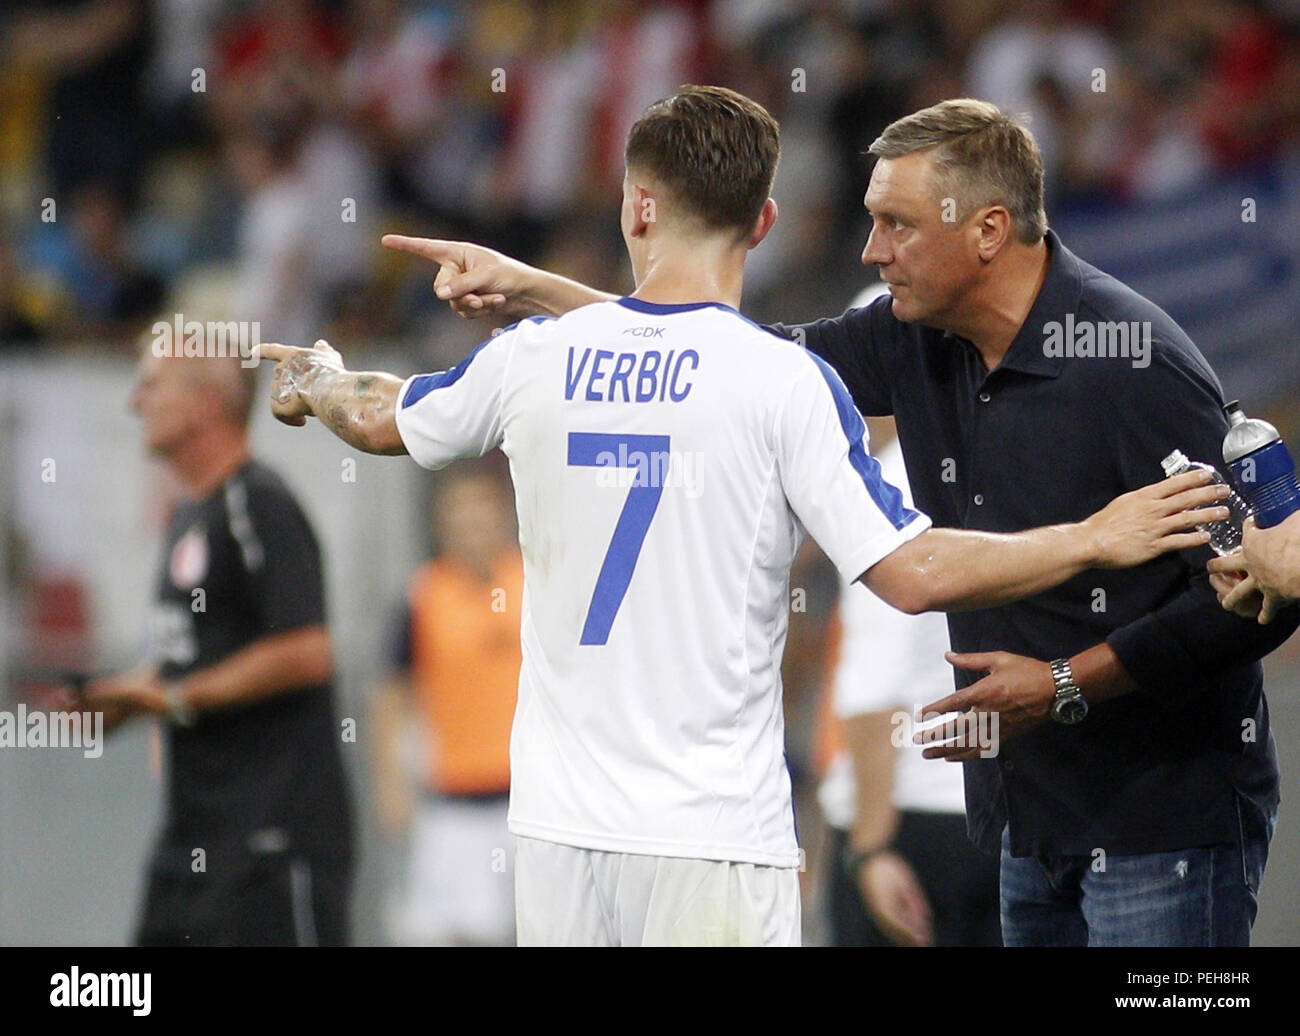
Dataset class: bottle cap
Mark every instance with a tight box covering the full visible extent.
[1161,449,1189,477]
[1221,402,1280,462]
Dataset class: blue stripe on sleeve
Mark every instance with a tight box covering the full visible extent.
[805,352,920,531]
[401,316,554,409]
[402,340,489,408]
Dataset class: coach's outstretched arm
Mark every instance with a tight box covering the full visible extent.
[860,471,1229,615]
[258,341,407,454]
[382,235,609,319]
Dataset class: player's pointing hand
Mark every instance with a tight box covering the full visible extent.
[257,340,344,427]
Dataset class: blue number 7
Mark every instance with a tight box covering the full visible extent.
[568,432,671,645]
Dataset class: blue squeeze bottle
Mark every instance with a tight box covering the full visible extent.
[1222,401,1300,528]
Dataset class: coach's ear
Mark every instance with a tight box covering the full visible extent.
[974,203,1013,262]
[747,198,778,250]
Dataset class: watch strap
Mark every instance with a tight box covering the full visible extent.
[164,682,197,727]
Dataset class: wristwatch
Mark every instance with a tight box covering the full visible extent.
[164,682,197,728]
[1048,658,1088,725]
[842,842,893,879]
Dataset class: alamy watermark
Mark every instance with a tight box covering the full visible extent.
[1043,315,1151,369]
[50,967,150,1015]
[151,314,261,368]
[891,704,1000,758]
[0,705,103,758]
[594,444,705,499]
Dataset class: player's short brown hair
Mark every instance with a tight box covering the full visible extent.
[868,98,1047,244]
[625,85,780,238]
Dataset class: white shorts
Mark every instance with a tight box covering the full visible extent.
[389,795,515,946]
[513,835,801,946]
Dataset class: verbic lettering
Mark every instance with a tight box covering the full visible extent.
[565,347,699,403]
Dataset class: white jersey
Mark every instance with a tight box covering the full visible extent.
[396,297,931,867]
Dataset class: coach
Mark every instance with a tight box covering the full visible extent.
[767,100,1298,947]
[402,98,1298,947]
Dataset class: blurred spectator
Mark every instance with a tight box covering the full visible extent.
[817,420,999,947]
[209,0,345,138]
[145,0,225,150]
[966,0,1116,186]
[28,180,166,344]
[6,0,152,198]
[373,461,521,946]
[2,0,1295,352]
[0,232,45,348]
[224,118,314,342]
[341,0,488,229]
[224,106,379,346]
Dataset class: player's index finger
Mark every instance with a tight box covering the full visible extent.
[381,234,461,264]
[255,343,297,362]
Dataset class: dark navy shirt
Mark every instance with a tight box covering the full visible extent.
[774,230,1294,857]
[151,460,353,868]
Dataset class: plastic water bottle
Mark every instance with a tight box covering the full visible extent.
[1160,449,1253,555]
[1221,401,1300,529]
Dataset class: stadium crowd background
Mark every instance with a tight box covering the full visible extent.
[0,0,1298,945]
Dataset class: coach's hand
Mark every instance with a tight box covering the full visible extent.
[915,651,1054,761]
[381,235,518,319]
[258,340,344,427]
[1082,470,1229,568]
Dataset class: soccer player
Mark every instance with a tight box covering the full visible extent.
[258,86,1224,946]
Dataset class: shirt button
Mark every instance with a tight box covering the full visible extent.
[973,494,985,506]
[1004,760,1015,772]
[978,391,991,403]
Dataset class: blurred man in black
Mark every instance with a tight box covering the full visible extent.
[87,346,353,946]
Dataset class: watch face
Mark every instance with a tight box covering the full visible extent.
[1052,695,1088,725]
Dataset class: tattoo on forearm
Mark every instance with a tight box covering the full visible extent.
[316,372,399,452]
[277,352,401,453]
[325,403,351,434]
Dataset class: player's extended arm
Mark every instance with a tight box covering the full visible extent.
[860,470,1229,614]
[381,235,614,319]
[259,340,407,454]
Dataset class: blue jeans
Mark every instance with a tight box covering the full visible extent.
[999,803,1275,947]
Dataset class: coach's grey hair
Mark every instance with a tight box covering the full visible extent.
[868,99,1048,244]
